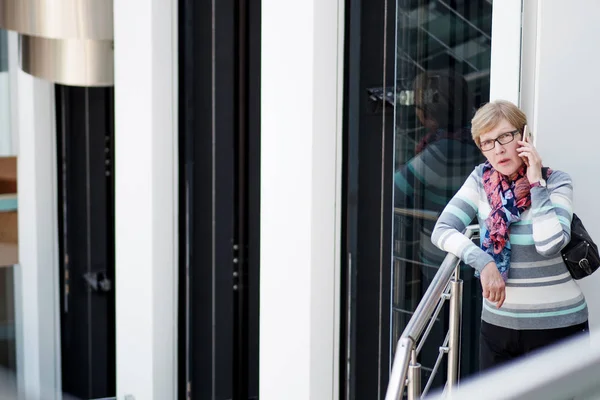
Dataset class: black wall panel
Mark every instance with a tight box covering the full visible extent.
[56,86,115,399]
[179,0,260,398]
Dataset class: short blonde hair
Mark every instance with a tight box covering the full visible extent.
[471,100,527,146]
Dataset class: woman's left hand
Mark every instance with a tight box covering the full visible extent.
[517,137,543,183]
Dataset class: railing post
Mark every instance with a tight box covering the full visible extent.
[385,337,414,400]
[407,349,421,400]
[447,265,463,393]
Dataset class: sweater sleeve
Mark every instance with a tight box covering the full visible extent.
[431,167,494,273]
[530,170,573,256]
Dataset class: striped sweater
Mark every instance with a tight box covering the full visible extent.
[432,164,588,330]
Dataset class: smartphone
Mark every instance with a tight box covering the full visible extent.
[523,124,531,142]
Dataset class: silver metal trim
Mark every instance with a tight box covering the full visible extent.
[407,350,422,400]
[386,337,413,400]
[20,35,113,87]
[0,0,114,86]
[0,0,113,40]
[447,277,463,391]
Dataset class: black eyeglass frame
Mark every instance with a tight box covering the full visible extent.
[479,129,521,152]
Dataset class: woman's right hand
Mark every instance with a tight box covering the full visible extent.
[480,262,506,308]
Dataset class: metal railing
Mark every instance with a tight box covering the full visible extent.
[385,225,479,400]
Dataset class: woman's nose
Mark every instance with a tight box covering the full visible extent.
[494,141,505,154]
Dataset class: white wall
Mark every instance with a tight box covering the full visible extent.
[9,30,62,398]
[522,0,600,330]
[519,0,539,122]
[260,0,344,399]
[0,72,12,156]
[113,0,178,398]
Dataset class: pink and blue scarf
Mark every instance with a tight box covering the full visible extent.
[478,162,550,281]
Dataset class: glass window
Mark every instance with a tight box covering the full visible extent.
[391,0,492,390]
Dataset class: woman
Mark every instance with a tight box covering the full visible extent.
[432,100,588,372]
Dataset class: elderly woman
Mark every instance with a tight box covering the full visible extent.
[432,100,588,371]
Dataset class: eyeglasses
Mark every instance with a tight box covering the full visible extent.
[479,130,520,152]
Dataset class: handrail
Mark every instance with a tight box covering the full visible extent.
[385,225,479,400]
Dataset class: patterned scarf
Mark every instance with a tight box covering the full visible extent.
[478,161,545,281]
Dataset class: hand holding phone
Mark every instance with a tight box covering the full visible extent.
[522,124,531,143]
[519,124,533,167]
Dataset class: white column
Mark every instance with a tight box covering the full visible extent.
[489,0,523,104]
[10,30,62,399]
[113,0,178,399]
[519,0,600,335]
[519,0,540,129]
[260,0,344,399]
[0,72,11,156]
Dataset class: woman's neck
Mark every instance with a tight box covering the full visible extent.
[503,161,526,182]
[505,167,526,182]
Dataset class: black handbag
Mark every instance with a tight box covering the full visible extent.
[542,168,600,279]
[562,214,600,279]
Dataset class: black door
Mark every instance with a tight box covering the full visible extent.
[56,86,116,399]
[178,0,261,398]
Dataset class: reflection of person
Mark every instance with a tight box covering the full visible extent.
[432,100,588,372]
[394,71,483,211]
[394,70,484,267]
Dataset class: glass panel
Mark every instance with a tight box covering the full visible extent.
[0,268,16,388]
[391,0,492,391]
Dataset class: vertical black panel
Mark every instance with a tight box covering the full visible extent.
[179,0,260,398]
[179,0,235,396]
[246,0,261,397]
[233,0,250,397]
[56,86,115,399]
[340,0,362,397]
[341,0,396,398]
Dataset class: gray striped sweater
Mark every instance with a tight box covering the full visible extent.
[432,164,588,330]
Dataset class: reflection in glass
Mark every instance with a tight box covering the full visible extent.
[391,0,492,391]
[0,268,15,368]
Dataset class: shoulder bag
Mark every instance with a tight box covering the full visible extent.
[542,167,599,279]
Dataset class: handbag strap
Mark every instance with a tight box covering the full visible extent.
[541,167,550,180]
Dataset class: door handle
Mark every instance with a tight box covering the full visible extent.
[83,271,112,292]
